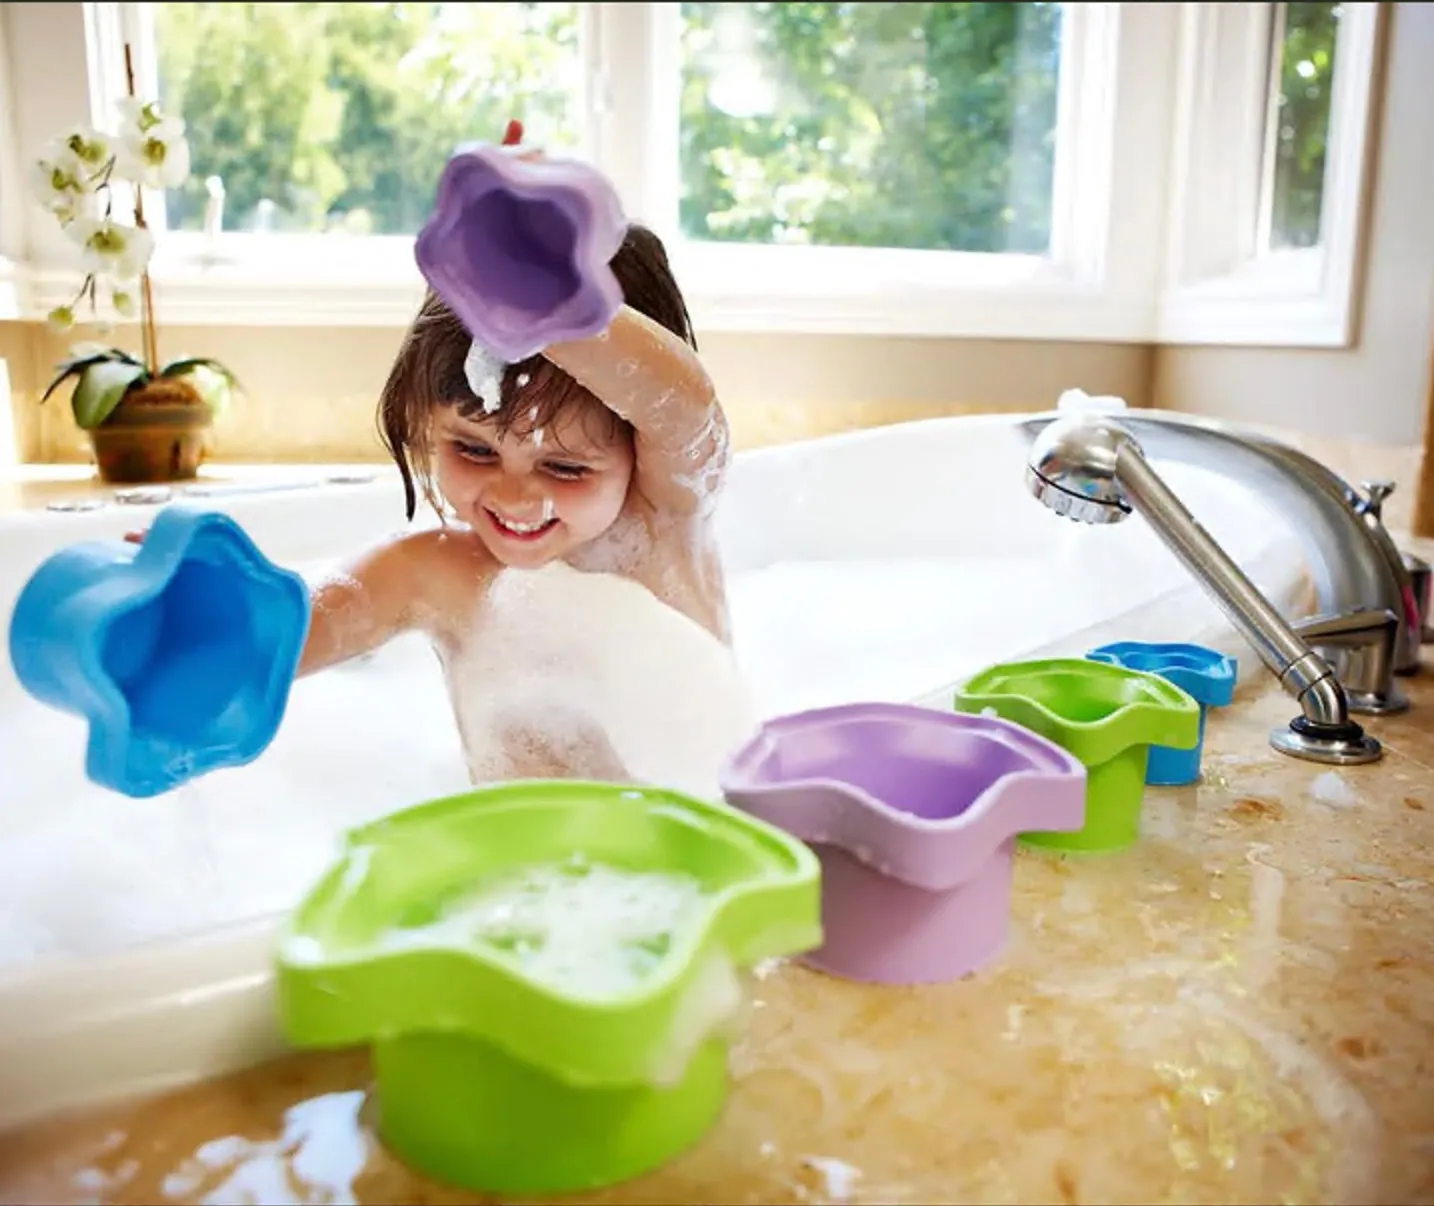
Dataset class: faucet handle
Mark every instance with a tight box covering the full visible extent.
[1293,606,1398,647]
[1358,479,1397,518]
[1292,607,1409,715]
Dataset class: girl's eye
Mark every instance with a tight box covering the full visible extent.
[544,462,589,481]
[453,440,495,461]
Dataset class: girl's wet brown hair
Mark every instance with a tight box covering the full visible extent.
[379,222,698,519]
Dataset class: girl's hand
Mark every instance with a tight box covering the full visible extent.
[123,529,147,544]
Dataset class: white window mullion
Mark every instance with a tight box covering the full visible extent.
[0,6,26,267]
[1050,2,1180,316]
[588,2,676,235]
[0,6,24,318]
[1160,2,1273,288]
[1252,3,1290,255]
[1045,1,1121,283]
[111,3,170,234]
[6,2,94,271]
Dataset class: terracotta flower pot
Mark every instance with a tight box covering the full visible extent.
[87,377,214,485]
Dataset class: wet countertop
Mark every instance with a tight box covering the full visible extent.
[1,599,1432,1206]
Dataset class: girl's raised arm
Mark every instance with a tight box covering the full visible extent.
[544,305,730,514]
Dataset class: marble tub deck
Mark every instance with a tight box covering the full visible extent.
[0,598,1432,1205]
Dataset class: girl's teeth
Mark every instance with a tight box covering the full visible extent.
[494,512,548,534]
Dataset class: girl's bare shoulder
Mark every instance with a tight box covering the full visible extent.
[372,525,497,635]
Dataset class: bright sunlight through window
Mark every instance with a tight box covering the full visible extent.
[150,1,585,237]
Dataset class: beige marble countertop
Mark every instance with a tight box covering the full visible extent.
[0,636,1431,1205]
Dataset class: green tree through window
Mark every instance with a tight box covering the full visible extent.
[679,2,1063,253]
[1267,1,1341,251]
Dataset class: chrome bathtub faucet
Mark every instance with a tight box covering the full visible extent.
[1021,410,1409,766]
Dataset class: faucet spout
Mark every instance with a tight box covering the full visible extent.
[1024,412,1382,766]
[1111,445,1352,728]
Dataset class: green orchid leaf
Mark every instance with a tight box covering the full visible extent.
[71,360,148,429]
[161,357,241,415]
[41,363,91,405]
[41,347,144,404]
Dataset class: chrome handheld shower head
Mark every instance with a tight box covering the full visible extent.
[1024,415,1134,525]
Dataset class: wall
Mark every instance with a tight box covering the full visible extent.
[1153,1,1434,448]
[0,325,35,462]
[1,320,1153,462]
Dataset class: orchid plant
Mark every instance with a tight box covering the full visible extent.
[32,48,236,431]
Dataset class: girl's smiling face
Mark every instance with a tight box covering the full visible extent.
[432,398,635,568]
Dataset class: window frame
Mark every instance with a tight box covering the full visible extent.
[1,1,1387,347]
[1154,0,1387,347]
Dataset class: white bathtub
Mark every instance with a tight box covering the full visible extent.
[0,412,1311,1127]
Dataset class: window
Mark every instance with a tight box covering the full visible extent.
[677,3,1063,256]
[3,2,1388,344]
[151,2,585,238]
[1155,0,1382,346]
[1260,1,1340,253]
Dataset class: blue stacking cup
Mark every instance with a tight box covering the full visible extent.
[1085,641,1237,786]
[8,504,310,798]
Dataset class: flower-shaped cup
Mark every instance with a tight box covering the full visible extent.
[1086,641,1237,786]
[414,142,628,363]
[8,504,309,798]
[953,658,1200,854]
[274,780,821,1197]
[719,703,1087,985]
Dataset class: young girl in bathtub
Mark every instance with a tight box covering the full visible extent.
[132,125,753,793]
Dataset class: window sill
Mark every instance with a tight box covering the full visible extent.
[12,246,1156,342]
[1156,246,1359,348]
[7,239,1355,348]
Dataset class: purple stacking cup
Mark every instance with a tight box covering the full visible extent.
[720,702,1088,985]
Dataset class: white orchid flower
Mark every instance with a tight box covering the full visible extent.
[54,126,114,179]
[117,97,177,135]
[30,153,88,221]
[116,119,191,189]
[110,285,139,319]
[66,217,155,278]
